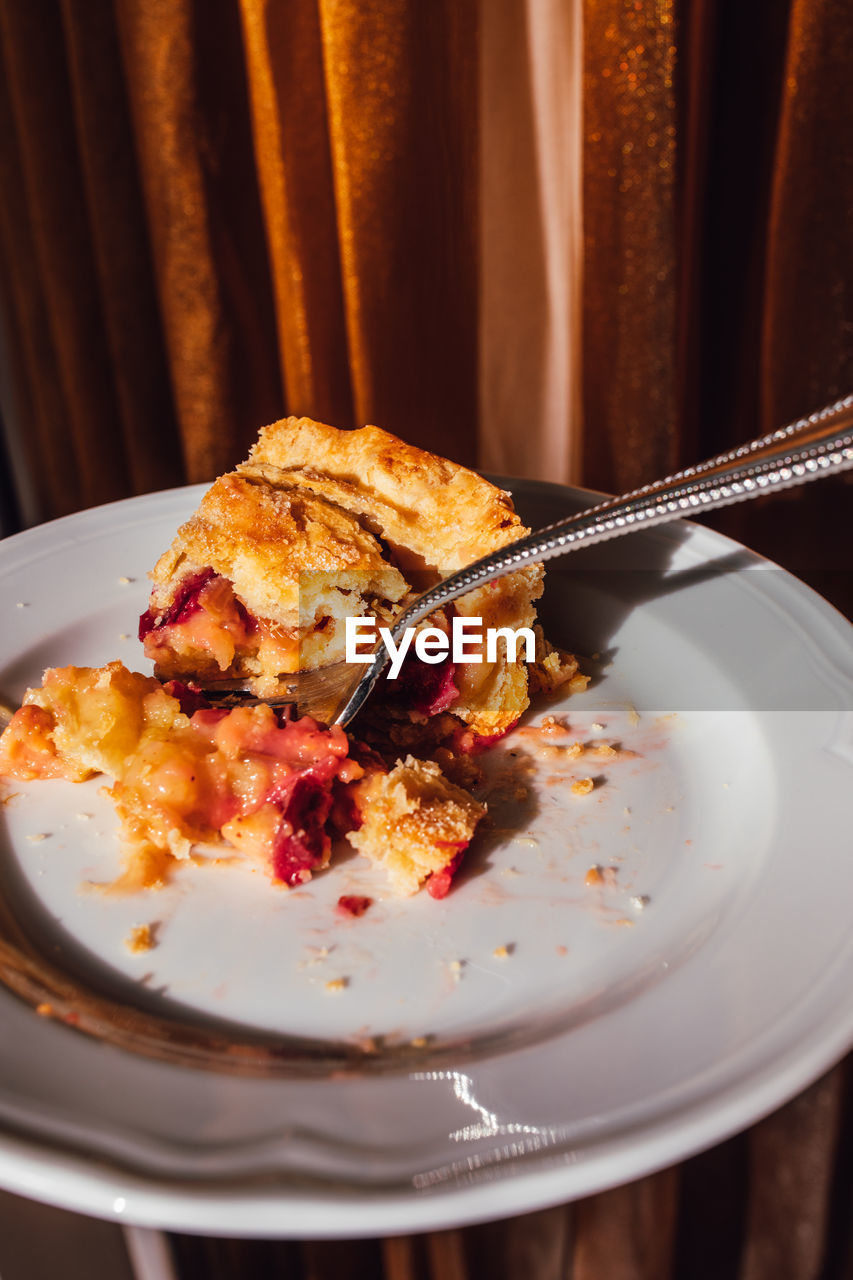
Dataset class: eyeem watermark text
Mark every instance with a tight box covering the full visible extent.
[345,616,535,679]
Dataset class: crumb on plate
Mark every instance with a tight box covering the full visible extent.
[125,923,157,954]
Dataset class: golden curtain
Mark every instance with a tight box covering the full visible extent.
[1,0,851,515]
[0,0,478,521]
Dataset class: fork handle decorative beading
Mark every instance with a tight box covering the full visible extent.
[334,394,853,726]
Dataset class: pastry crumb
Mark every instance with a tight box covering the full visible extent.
[591,722,605,731]
[26,832,50,843]
[572,777,595,796]
[493,943,514,959]
[15,601,28,608]
[555,944,568,956]
[117,576,134,585]
[75,812,93,821]
[325,977,348,993]
[299,945,333,970]
[125,923,157,954]
[586,863,618,888]
[538,741,586,762]
[630,894,651,911]
[118,633,130,642]
[595,743,618,759]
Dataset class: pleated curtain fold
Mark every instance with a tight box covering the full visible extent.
[1,0,851,521]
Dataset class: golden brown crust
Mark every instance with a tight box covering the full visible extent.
[149,472,408,629]
[244,417,536,576]
[347,755,484,895]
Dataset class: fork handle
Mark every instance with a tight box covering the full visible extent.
[402,393,853,619]
[335,394,853,724]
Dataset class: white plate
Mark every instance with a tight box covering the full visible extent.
[0,480,851,1237]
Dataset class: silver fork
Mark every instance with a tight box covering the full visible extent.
[207,393,853,728]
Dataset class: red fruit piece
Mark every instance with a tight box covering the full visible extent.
[336,895,373,917]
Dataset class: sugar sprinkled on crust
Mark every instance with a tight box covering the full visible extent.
[247,417,534,572]
[148,471,407,631]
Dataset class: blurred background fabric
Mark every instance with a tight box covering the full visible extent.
[0,0,851,1276]
[1,0,851,515]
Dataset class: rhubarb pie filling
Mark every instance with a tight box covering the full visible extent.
[0,662,483,895]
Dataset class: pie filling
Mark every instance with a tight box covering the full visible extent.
[0,663,483,896]
[140,569,298,687]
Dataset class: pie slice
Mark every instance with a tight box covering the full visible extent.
[138,416,571,740]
